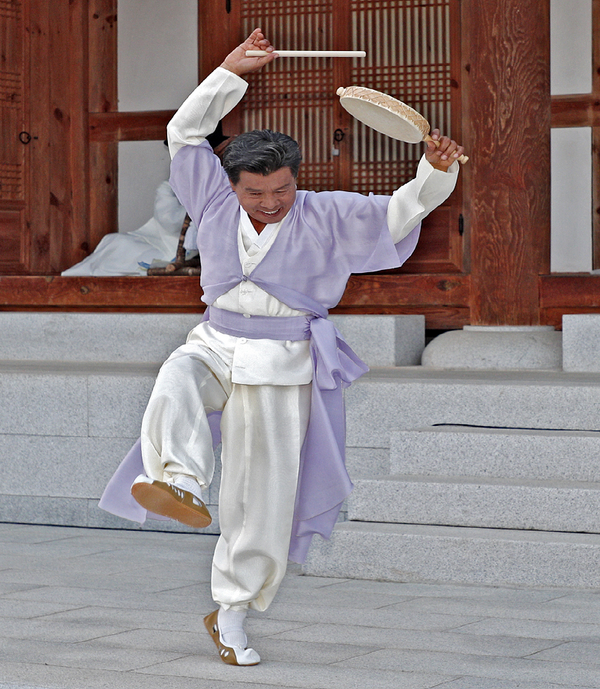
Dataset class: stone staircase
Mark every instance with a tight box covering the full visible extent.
[303,363,600,588]
[4,312,600,589]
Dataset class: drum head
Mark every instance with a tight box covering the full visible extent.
[336,86,429,144]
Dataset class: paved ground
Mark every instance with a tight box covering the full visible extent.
[2,523,600,689]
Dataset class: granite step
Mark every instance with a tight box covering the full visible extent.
[390,426,600,482]
[303,521,600,588]
[349,474,600,533]
[346,369,600,450]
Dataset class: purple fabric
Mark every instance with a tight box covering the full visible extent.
[98,439,169,522]
[208,306,312,341]
[170,142,422,310]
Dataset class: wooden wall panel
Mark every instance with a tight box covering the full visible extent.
[0,210,26,269]
[65,0,90,270]
[26,0,51,273]
[12,0,91,274]
[46,0,76,272]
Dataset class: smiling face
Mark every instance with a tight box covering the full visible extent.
[231,167,297,233]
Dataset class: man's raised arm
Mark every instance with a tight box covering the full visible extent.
[387,128,465,243]
[167,29,277,159]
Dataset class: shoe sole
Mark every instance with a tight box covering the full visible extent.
[204,610,260,666]
[131,479,212,529]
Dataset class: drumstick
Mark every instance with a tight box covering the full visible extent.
[246,50,366,58]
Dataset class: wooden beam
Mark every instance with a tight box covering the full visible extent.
[463,0,551,325]
[0,276,204,309]
[89,111,176,142]
[0,274,470,329]
[340,274,471,308]
[551,94,600,128]
[540,275,600,327]
[540,275,600,308]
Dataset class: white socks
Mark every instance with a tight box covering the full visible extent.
[218,607,248,648]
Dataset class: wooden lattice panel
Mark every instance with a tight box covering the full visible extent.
[351,158,420,196]
[0,0,20,19]
[0,0,25,203]
[237,0,455,195]
[350,0,452,193]
[0,163,22,199]
[240,0,335,191]
[0,71,21,108]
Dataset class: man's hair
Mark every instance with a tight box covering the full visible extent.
[222,129,302,184]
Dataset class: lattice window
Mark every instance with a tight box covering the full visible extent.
[0,163,22,199]
[240,0,336,191]
[350,0,453,194]
[238,0,456,195]
[0,0,25,203]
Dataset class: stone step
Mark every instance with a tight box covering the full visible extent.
[349,474,600,533]
[302,521,600,588]
[390,426,600,481]
[0,312,425,368]
[346,368,600,449]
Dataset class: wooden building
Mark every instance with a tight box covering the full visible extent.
[0,0,598,329]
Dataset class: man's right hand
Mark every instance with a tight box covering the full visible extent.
[220,28,277,77]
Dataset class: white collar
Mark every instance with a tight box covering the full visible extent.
[239,210,282,249]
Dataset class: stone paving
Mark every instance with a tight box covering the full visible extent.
[1,522,600,689]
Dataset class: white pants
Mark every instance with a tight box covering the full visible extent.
[140,337,311,612]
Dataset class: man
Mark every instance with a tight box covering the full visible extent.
[101,29,464,666]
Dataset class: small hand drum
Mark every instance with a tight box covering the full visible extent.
[336,86,468,164]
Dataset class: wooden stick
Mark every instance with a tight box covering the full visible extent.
[246,50,366,58]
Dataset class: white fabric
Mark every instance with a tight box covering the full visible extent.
[61,181,193,276]
[218,607,248,647]
[140,333,310,611]
[240,209,278,249]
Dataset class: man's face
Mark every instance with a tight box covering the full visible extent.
[231,167,297,231]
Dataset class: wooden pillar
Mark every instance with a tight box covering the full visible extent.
[88,0,118,253]
[462,0,551,325]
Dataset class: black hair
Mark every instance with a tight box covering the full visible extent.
[222,129,302,184]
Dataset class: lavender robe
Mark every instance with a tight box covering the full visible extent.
[99,140,421,562]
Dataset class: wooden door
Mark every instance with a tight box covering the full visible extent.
[0,0,91,275]
[200,0,464,273]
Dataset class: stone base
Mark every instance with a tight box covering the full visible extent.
[422,326,562,370]
[303,522,600,588]
[562,314,600,372]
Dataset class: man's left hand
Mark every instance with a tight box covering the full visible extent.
[425,129,465,171]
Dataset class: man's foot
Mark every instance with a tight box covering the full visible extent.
[204,609,260,666]
[131,475,211,528]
